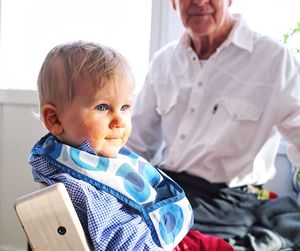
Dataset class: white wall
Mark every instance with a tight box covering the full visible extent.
[0,90,46,251]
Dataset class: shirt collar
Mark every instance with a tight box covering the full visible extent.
[78,140,98,155]
[49,133,98,156]
[178,14,253,53]
[227,14,254,52]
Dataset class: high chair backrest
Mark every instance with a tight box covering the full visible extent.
[14,183,91,251]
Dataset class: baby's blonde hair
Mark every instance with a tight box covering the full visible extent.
[37,41,133,109]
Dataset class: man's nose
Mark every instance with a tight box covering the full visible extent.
[109,114,125,129]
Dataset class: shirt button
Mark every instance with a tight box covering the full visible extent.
[192,56,197,61]
[190,108,195,113]
[180,134,186,140]
[198,82,203,87]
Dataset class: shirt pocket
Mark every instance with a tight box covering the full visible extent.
[154,84,179,116]
[220,97,262,122]
[204,97,263,154]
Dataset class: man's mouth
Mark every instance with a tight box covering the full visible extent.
[188,6,214,16]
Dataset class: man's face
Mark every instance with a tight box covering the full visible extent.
[172,0,232,36]
[58,75,134,157]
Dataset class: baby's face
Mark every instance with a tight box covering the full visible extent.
[58,75,134,157]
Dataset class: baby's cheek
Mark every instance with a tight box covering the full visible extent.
[85,121,105,143]
[122,127,132,144]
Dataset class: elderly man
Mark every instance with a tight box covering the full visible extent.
[127,0,300,250]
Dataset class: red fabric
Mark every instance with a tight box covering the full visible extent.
[268,191,278,199]
[174,230,234,251]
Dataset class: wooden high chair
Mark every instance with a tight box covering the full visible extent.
[14,183,92,251]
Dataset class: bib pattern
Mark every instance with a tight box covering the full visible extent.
[31,134,193,249]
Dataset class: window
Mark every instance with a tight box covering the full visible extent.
[231,0,300,52]
[0,0,152,93]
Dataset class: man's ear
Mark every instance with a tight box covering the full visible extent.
[171,0,176,11]
[41,104,64,136]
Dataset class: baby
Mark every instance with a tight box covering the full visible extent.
[29,41,193,250]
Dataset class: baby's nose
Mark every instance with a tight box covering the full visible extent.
[109,115,125,129]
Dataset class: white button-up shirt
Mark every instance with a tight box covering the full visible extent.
[127,15,300,187]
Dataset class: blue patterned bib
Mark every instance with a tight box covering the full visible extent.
[31,134,193,250]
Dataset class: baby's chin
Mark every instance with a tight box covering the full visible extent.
[96,146,123,158]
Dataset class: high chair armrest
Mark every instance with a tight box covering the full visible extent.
[14,183,91,251]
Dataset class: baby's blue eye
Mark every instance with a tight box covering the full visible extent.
[96,104,109,111]
[121,105,130,111]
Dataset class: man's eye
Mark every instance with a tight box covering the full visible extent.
[120,105,130,111]
[96,104,109,111]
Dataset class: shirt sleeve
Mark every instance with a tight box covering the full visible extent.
[127,70,163,162]
[64,177,162,251]
[275,49,300,167]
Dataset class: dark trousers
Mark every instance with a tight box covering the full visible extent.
[164,170,300,251]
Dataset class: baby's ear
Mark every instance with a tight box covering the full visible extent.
[41,104,63,136]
